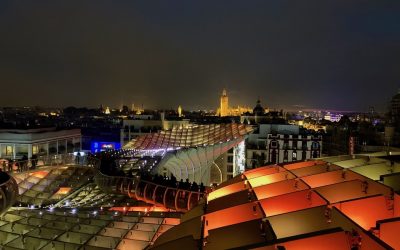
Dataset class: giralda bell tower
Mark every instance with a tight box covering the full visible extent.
[220,88,229,117]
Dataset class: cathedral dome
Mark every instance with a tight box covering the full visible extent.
[253,98,265,115]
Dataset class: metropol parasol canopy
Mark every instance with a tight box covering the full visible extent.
[127,123,254,184]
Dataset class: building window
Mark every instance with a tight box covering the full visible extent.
[73,141,81,152]
[283,142,289,150]
[270,149,278,164]
[32,145,39,155]
[38,144,48,155]
[15,145,28,157]
[227,174,233,180]
[58,140,66,154]
[283,150,288,162]
[67,139,74,153]
[302,140,308,150]
[311,142,320,150]
[5,145,13,156]
[292,140,298,149]
[252,152,259,159]
[292,151,297,161]
[227,164,233,172]
[283,135,289,149]
[227,156,234,163]
[302,150,307,160]
[49,141,57,154]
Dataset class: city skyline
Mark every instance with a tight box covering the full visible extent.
[0,88,391,114]
[1,1,400,111]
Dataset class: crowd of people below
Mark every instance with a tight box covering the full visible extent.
[141,172,206,193]
[92,149,208,193]
[0,155,40,173]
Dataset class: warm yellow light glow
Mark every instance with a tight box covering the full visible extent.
[248,171,295,188]
[55,187,71,195]
[29,171,49,179]
[208,181,247,201]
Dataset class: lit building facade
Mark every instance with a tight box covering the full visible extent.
[246,124,322,167]
[324,112,343,122]
[211,140,246,183]
[0,127,81,159]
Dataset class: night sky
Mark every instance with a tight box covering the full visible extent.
[0,1,399,112]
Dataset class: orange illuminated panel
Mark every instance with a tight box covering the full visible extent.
[301,170,363,188]
[251,231,350,250]
[283,160,326,170]
[290,164,342,178]
[244,166,283,180]
[333,195,392,230]
[259,190,327,217]
[252,179,309,200]
[395,193,400,217]
[55,187,71,195]
[248,171,296,188]
[203,202,263,236]
[29,171,49,179]
[163,218,180,225]
[379,220,400,250]
[208,181,247,201]
[315,180,390,204]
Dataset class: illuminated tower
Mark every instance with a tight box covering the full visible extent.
[220,89,229,117]
[178,105,182,117]
[104,107,110,115]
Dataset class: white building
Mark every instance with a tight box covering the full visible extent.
[0,128,81,159]
[324,112,343,122]
[246,124,322,168]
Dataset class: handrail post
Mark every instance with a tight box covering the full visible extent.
[187,192,193,211]
[174,190,180,211]
[152,185,158,203]
[163,188,169,209]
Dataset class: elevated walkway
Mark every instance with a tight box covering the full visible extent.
[94,169,205,212]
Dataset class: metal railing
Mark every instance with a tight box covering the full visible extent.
[91,155,205,212]
[134,180,204,212]
[0,154,92,174]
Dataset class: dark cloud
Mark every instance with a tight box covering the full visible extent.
[0,0,399,111]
